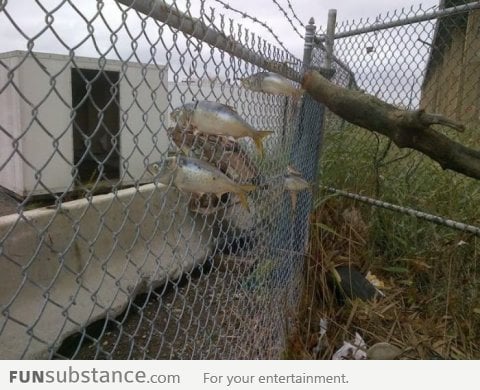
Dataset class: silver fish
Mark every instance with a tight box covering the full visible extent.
[188,193,234,216]
[286,164,303,177]
[148,155,255,211]
[167,125,260,184]
[284,173,311,212]
[240,71,302,97]
[170,101,273,157]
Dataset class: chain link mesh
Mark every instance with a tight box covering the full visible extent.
[0,0,322,359]
[2,0,480,360]
[318,0,480,227]
[315,0,480,358]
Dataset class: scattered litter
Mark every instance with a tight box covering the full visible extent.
[365,271,386,297]
[312,318,329,357]
[334,266,380,301]
[332,332,367,360]
[319,318,328,337]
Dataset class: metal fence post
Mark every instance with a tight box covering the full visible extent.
[282,17,326,273]
[294,16,325,200]
[303,17,316,69]
[324,9,337,77]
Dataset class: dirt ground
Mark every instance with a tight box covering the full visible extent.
[0,190,17,216]
[55,254,292,360]
[1,190,298,360]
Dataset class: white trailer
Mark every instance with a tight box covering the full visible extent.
[0,50,169,197]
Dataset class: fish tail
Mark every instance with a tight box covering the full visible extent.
[237,191,251,212]
[252,130,274,157]
[292,88,304,107]
[239,183,256,193]
[294,88,304,98]
[236,184,256,212]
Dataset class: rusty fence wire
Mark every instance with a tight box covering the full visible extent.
[0,0,322,359]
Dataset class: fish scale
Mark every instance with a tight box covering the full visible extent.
[170,100,272,157]
[240,71,302,97]
[148,155,255,212]
[168,126,260,184]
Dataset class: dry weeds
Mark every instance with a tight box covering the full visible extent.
[286,196,480,360]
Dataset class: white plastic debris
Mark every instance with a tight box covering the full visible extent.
[312,318,329,357]
[332,332,367,360]
[319,318,328,337]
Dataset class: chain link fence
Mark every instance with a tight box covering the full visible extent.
[313,0,480,358]
[2,0,480,360]
[0,0,322,359]
[318,0,480,228]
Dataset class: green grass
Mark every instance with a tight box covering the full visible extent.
[320,113,480,269]
[321,114,480,222]
[287,115,480,359]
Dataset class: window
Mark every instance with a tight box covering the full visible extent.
[71,68,120,185]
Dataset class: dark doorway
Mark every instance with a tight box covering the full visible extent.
[71,68,120,185]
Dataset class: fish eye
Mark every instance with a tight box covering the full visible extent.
[152,163,159,171]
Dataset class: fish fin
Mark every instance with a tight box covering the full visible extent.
[225,104,238,113]
[237,191,251,212]
[239,184,256,193]
[235,184,255,212]
[287,165,302,176]
[252,130,274,157]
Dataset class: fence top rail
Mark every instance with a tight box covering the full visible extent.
[326,1,480,39]
[117,0,303,82]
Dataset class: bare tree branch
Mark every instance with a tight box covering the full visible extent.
[302,70,480,180]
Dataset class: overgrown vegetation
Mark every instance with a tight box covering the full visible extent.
[286,117,480,359]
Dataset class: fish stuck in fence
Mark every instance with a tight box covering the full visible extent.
[188,193,231,216]
[240,71,303,99]
[286,164,303,177]
[147,155,256,212]
[167,125,260,185]
[284,166,311,212]
[170,101,273,157]
[167,125,262,215]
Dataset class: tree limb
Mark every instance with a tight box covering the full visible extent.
[302,70,480,180]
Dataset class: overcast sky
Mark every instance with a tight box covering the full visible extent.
[0,0,441,107]
[199,0,440,58]
[0,0,440,60]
